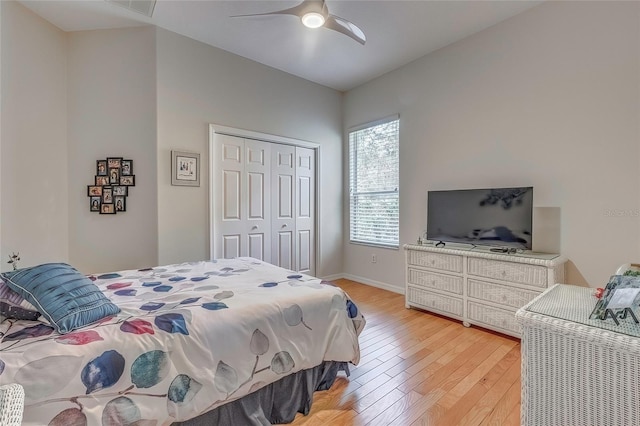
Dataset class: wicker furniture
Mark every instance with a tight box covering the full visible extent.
[517,284,640,426]
[0,383,25,426]
[404,244,566,337]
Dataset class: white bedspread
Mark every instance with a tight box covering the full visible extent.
[0,258,365,425]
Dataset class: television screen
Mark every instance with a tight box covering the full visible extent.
[427,187,533,249]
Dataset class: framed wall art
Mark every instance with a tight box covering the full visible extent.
[172,150,200,187]
[88,156,135,214]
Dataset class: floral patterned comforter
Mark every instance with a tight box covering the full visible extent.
[0,258,365,425]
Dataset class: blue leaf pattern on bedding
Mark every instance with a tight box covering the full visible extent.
[347,299,358,318]
[81,350,125,394]
[98,273,122,280]
[167,374,202,416]
[154,313,188,335]
[201,302,228,311]
[260,282,278,288]
[114,289,137,296]
[140,302,165,311]
[4,323,54,341]
[131,350,170,389]
[153,285,173,292]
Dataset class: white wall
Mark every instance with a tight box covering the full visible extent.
[155,28,344,277]
[0,1,68,270]
[343,1,640,289]
[67,27,158,274]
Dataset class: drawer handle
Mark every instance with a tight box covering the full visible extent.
[431,280,436,285]
[502,295,507,302]
[431,260,435,265]
[501,270,507,276]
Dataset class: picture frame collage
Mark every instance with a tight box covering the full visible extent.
[87,157,135,214]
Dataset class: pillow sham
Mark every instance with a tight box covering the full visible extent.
[0,279,41,321]
[0,263,120,334]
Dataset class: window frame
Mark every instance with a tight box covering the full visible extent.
[348,114,400,249]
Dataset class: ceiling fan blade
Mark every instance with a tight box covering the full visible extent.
[231,1,314,19]
[325,14,366,45]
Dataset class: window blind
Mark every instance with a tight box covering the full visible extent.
[349,118,399,247]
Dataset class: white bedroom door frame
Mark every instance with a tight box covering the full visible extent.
[209,124,321,276]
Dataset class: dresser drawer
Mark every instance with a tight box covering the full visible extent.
[407,286,463,317]
[467,258,547,288]
[409,269,463,295]
[467,279,540,309]
[467,301,521,335]
[408,250,463,273]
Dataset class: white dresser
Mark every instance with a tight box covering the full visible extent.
[404,244,566,338]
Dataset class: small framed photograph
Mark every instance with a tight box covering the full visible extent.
[102,187,113,203]
[120,175,135,186]
[90,197,101,212]
[121,160,133,176]
[172,150,200,187]
[96,176,109,186]
[113,186,128,196]
[107,157,122,168]
[114,196,126,212]
[100,203,115,214]
[88,186,103,197]
[97,160,108,176]
[109,167,120,184]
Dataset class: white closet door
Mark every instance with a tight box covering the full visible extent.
[245,140,271,261]
[212,130,315,275]
[296,147,315,276]
[214,135,271,261]
[271,144,296,270]
[214,134,245,259]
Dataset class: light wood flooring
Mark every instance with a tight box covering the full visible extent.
[289,279,521,426]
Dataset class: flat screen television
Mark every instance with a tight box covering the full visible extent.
[427,187,533,249]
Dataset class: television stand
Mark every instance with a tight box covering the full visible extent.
[404,244,566,338]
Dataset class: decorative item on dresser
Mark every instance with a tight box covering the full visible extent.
[404,244,567,337]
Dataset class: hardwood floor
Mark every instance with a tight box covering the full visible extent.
[289,279,521,426]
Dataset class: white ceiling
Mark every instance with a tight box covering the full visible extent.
[19,0,542,91]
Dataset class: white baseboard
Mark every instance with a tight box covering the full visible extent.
[320,273,345,282]
[325,273,404,295]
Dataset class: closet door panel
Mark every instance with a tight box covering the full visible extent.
[296,147,315,275]
[215,135,246,258]
[271,144,296,269]
[245,140,271,262]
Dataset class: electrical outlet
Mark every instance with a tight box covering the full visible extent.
[371,254,377,263]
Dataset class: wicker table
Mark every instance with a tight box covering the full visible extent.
[516,284,640,426]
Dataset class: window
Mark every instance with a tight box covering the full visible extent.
[349,116,399,248]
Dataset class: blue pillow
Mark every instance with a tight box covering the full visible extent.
[0,263,120,334]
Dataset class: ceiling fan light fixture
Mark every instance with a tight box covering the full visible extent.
[301,12,325,29]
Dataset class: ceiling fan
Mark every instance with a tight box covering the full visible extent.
[232,0,366,45]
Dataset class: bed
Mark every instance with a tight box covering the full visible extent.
[0,258,365,425]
